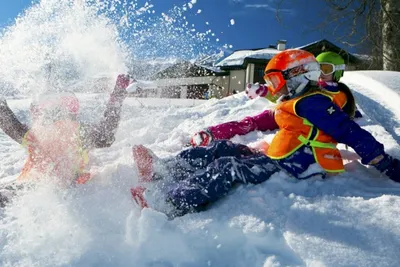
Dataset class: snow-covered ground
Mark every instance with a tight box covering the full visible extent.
[341,71,400,142]
[1,71,400,267]
[1,0,400,266]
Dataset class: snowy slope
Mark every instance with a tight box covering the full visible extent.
[342,71,400,143]
[1,71,400,267]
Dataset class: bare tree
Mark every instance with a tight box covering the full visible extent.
[381,0,400,70]
[277,0,400,71]
[322,0,399,71]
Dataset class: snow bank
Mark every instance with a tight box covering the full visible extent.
[342,70,400,144]
[1,72,400,267]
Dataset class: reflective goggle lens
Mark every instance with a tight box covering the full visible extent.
[263,71,285,95]
[319,63,335,75]
[31,95,79,122]
[34,96,79,114]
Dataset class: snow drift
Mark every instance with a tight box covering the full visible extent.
[0,71,400,267]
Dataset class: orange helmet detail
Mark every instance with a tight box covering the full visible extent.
[265,49,316,72]
[264,49,320,101]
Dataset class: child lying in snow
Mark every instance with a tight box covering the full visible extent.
[131,49,400,218]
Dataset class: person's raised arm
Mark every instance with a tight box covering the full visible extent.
[0,98,29,144]
[83,74,131,148]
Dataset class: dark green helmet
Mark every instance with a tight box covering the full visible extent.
[316,52,345,81]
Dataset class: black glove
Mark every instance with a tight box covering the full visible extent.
[372,154,400,182]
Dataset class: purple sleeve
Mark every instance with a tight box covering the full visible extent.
[208,109,278,140]
[296,94,384,164]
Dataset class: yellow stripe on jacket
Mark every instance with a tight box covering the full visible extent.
[267,90,348,173]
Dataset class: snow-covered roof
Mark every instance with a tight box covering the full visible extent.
[216,39,361,69]
[296,39,360,63]
[196,63,226,74]
[215,48,280,68]
[295,39,324,49]
[352,53,371,61]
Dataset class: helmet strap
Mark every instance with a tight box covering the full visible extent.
[333,70,344,82]
[277,94,291,103]
[286,76,311,99]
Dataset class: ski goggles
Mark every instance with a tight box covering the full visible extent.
[31,95,79,114]
[31,95,80,122]
[263,71,285,96]
[264,62,319,95]
[319,63,345,75]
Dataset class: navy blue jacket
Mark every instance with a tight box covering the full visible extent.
[296,94,384,165]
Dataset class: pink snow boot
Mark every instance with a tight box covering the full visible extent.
[131,186,149,209]
[132,145,157,183]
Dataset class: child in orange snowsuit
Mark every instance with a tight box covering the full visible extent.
[0,75,132,205]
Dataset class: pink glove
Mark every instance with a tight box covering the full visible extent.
[190,130,213,147]
[112,74,133,98]
[245,83,268,99]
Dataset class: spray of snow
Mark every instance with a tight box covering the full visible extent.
[0,0,399,266]
[0,0,127,97]
[0,0,231,97]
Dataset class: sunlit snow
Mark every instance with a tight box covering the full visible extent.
[0,0,399,266]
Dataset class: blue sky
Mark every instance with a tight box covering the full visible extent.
[0,0,359,56]
[0,0,32,28]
